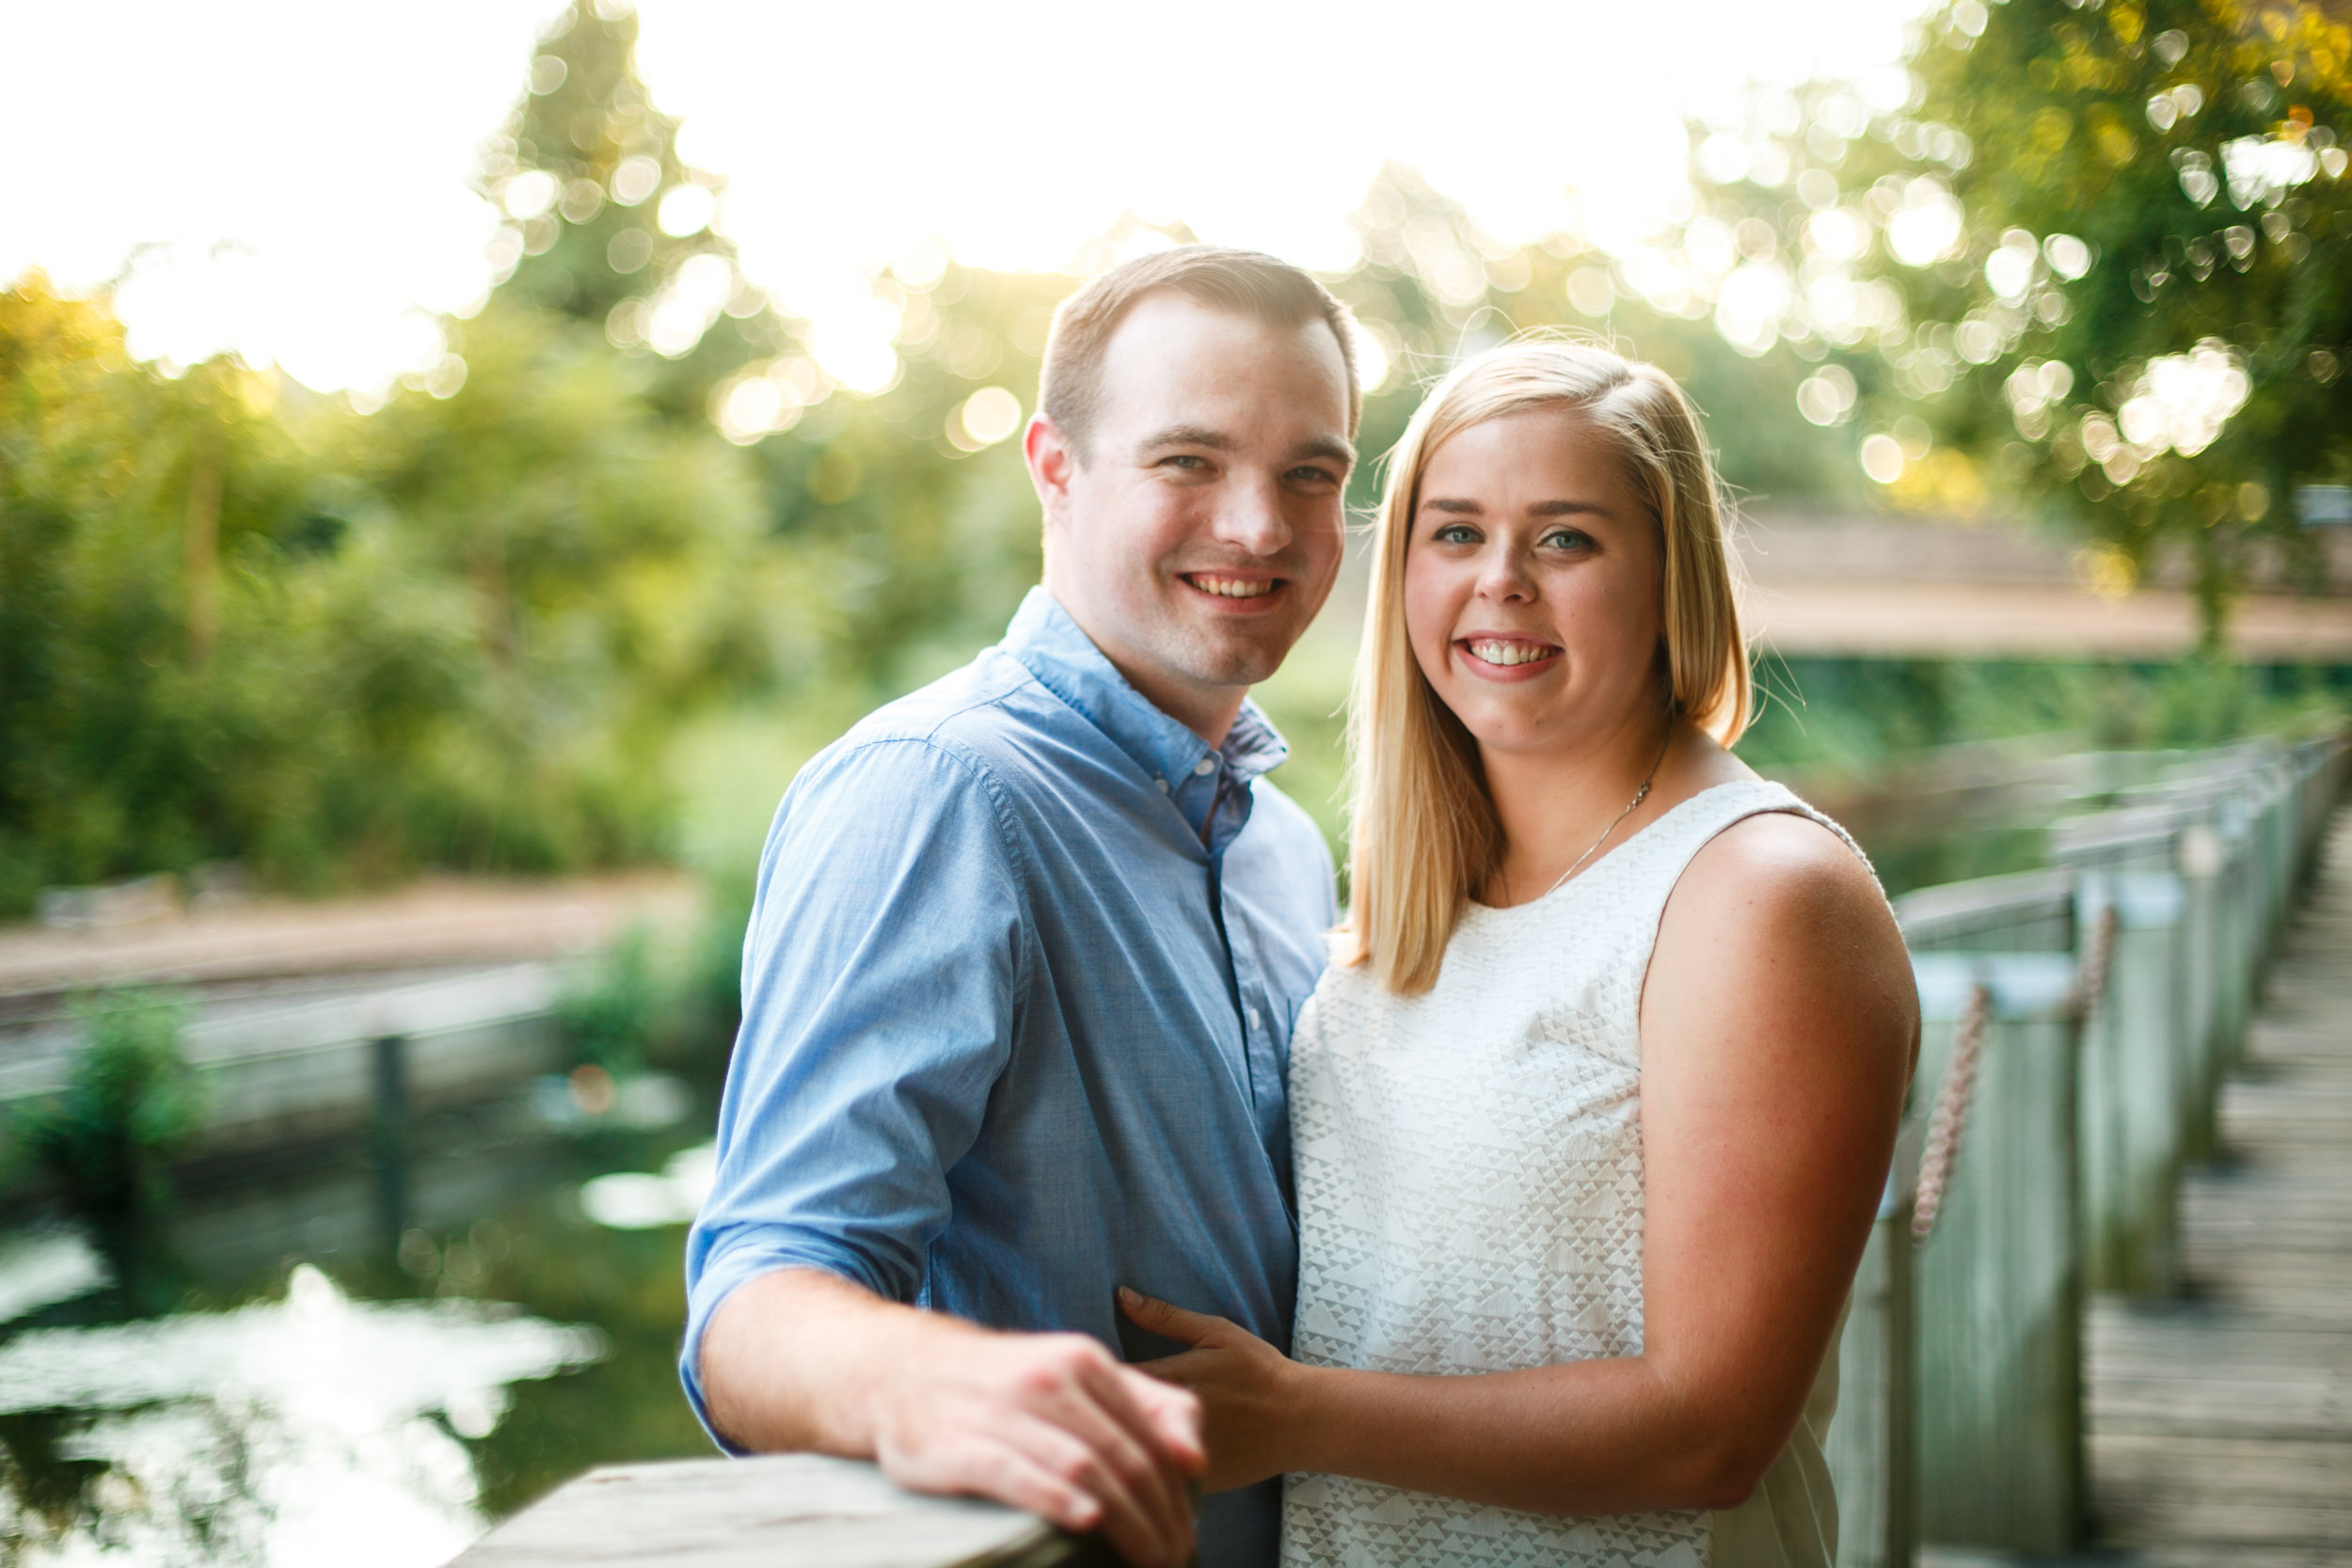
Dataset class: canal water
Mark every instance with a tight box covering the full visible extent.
[0,1084,723,1567]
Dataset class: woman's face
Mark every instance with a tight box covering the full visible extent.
[1401,407,1666,762]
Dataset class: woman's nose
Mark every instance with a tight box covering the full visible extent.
[1474,547,1535,600]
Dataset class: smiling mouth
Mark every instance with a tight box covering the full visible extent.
[1183,572,1282,601]
[1460,637,1561,669]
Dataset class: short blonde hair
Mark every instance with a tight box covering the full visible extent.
[1341,338,1752,994]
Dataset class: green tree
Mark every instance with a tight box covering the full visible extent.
[478,0,773,414]
[1856,0,2352,636]
[0,0,820,911]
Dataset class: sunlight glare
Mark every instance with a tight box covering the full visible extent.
[7,0,1943,393]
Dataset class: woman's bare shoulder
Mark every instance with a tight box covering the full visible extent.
[1689,807,1878,901]
[1656,809,1915,1029]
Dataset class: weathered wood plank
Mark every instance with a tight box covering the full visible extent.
[1908,961,2084,1556]
[2087,800,2352,1562]
[449,1455,1104,1568]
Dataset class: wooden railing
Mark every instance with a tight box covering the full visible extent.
[1832,729,2350,1564]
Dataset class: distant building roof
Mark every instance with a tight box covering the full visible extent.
[1735,513,2352,662]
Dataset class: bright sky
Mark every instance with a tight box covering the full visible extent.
[7,0,1939,396]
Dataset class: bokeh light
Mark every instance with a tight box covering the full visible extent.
[949,387,1023,451]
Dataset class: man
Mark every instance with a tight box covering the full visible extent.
[683,245,1361,1568]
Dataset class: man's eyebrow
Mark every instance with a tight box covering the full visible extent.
[1291,435,1357,469]
[1131,426,1356,468]
[1135,424,1237,455]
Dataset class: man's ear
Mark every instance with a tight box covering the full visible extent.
[1025,413,1078,525]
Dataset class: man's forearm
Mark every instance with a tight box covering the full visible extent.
[700,1266,981,1454]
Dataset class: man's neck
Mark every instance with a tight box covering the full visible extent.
[1049,595,1246,751]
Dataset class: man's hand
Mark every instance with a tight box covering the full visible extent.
[701,1270,1203,1568]
[873,1328,1203,1566]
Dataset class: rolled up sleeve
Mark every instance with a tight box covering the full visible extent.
[679,737,1031,1439]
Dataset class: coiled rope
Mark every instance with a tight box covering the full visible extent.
[2072,902,2121,1034]
[1911,981,1992,1242]
[1910,900,2122,1242]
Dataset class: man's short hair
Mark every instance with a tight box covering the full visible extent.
[1039,245,1363,459]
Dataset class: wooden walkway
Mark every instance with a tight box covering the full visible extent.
[2089,806,2352,1564]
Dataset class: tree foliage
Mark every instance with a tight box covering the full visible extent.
[1895,0,2352,627]
[34,0,2327,914]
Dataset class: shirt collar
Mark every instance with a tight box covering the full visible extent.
[1001,586,1292,800]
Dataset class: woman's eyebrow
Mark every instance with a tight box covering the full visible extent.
[1420,497,1610,516]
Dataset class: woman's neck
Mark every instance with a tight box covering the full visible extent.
[1478,709,1686,909]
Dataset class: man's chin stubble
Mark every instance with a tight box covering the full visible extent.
[1167,627,1291,690]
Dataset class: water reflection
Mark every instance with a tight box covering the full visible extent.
[0,1103,721,1566]
[0,1267,598,1566]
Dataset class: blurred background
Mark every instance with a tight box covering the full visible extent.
[3,0,2349,1561]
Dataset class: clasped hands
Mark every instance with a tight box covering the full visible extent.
[858,1290,1295,1568]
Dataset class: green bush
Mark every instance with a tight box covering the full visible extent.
[16,990,204,1215]
[555,926,672,1076]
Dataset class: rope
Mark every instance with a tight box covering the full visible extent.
[1912,981,1993,1242]
[1910,901,2120,1243]
[2072,902,2121,1031]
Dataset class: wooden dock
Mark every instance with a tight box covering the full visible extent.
[2088,806,2352,1563]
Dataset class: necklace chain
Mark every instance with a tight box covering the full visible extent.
[1537,729,1675,902]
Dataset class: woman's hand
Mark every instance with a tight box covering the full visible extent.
[1119,1287,1307,1493]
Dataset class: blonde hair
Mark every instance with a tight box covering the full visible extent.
[1341,338,1752,994]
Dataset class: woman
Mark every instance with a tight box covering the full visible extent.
[1120,340,1918,1567]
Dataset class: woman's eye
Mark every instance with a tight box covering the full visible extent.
[1433,524,1479,545]
[1542,528,1593,551]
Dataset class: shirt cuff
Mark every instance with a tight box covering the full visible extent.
[677,1232,904,1450]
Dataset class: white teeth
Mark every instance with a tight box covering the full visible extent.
[1191,576,1274,598]
[1469,640,1555,667]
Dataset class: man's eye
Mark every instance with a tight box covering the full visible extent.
[1163,454,1208,470]
[1288,466,1336,485]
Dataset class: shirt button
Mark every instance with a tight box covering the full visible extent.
[1193,757,1216,777]
[1154,777,1168,793]
[1247,1006,1263,1030]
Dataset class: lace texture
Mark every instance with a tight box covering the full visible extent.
[1283,781,1854,1568]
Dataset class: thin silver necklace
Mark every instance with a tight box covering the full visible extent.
[1536,728,1675,902]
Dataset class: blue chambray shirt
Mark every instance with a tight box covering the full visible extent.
[682,588,1337,1567]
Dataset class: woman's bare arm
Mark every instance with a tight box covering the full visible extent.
[1134,812,1916,1513]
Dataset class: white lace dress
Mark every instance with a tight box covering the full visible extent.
[1282,780,1861,1568]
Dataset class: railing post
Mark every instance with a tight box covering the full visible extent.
[1831,1174,1916,1568]
[2171,819,2228,1160]
[2072,873,2186,1295]
[1907,954,2082,1557]
[373,1032,411,1250]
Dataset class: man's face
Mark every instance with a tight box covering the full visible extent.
[1030,293,1354,738]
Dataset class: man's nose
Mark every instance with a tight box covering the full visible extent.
[1213,473,1291,557]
